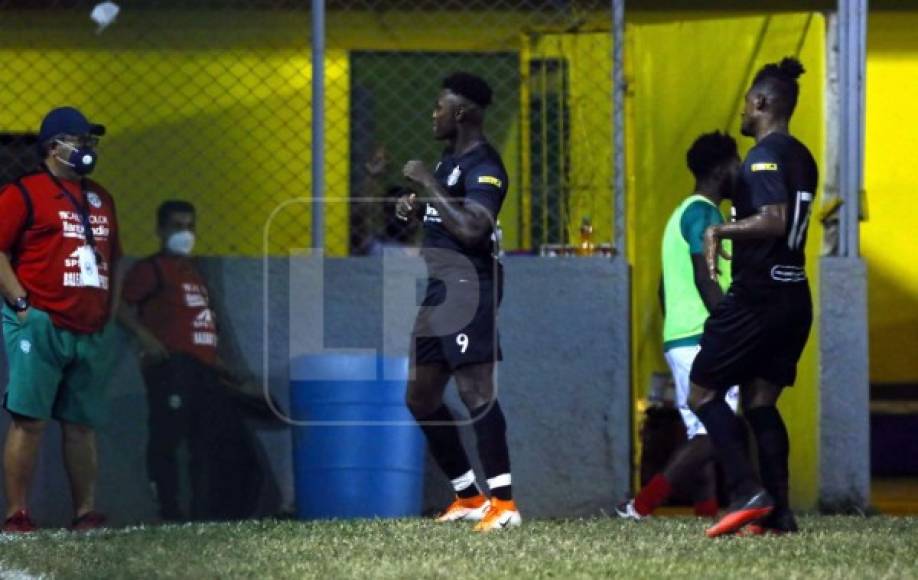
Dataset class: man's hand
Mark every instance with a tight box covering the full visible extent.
[395,193,418,222]
[704,225,732,282]
[138,329,169,364]
[403,160,435,187]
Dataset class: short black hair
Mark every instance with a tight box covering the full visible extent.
[686,131,738,181]
[442,72,493,108]
[751,56,805,118]
[157,200,195,228]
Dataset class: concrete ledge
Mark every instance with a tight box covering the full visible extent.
[819,256,870,512]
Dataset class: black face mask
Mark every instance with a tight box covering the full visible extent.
[54,140,97,176]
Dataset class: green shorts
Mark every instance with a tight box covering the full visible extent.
[2,305,118,428]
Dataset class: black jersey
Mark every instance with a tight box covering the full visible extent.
[421,142,508,276]
[731,132,819,287]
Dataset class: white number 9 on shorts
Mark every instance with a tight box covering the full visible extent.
[456,333,469,354]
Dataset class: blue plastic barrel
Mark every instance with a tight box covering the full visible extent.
[290,354,426,519]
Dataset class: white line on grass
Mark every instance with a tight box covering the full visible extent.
[0,530,67,579]
[0,563,44,580]
[0,534,45,579]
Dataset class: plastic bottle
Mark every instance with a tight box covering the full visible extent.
[577,216,594,256]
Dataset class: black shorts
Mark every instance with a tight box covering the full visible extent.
[411,266,503,370]
[690,283,812,391]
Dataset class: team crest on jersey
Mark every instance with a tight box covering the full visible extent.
[86,191,103,208]
[447,166,462,187]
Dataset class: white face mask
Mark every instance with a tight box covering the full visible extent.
[166,230,195,256]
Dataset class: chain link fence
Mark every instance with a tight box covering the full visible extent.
[0,0,617,257]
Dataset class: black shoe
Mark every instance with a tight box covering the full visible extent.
[746,508,799,535]
[70,511,107,532]
[706,489,774,538]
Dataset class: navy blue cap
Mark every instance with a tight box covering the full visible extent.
[38,107,105,144]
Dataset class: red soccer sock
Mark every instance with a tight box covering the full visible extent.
[694,497,720,518]
[633,474,672,516]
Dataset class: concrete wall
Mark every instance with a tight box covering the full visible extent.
[0,256,631,525]
[819,257,870,512]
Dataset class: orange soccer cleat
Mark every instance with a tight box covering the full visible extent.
[706,490,774,538]
[436,494,490,523]
[472,498,522,532]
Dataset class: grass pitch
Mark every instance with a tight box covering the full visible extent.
[1,516,916,579]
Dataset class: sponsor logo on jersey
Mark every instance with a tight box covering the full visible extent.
[423,203,442,224]
[183,283,208,308]
[770,265,807,282]
[193,331,218,347]
[62,271,110,289]
[59,212,111,241]
[477,175,502,188]
[751,162,779,172]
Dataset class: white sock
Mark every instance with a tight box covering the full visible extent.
[451,470,478,494]
[486,473,512,491]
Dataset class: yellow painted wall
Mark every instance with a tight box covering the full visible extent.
[863,12,918,384]
[326,10,612,53]
[626,12,825,508]
[0,9,563,258]
[0,11,349,257]
[0,9,614,257]
[523,32,614,247]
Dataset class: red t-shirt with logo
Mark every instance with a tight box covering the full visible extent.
[121,254,219,365]
[0,171,121,334]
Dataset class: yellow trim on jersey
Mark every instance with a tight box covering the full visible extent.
[477,175,503,188]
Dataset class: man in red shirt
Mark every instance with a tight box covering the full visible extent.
[0,107,121,533]
[119,201,261,521]
[120,201,217,370]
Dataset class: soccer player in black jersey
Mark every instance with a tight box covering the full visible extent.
[396,72,520,532]
[688,57,818,537]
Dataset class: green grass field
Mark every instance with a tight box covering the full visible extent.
[1,516,916,579]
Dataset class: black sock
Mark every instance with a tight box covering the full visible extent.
[471,401,513,501]
[745,406,790,512]
[416,404,478,498]
[695,398,759,501]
